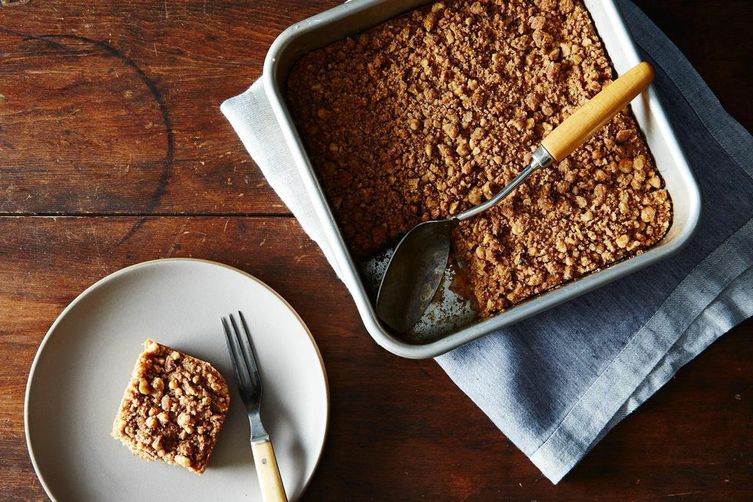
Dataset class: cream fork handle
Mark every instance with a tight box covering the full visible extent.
[252,439,287,502]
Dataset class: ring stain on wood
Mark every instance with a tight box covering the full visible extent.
[0,0,314,215]
[0,29,173,221]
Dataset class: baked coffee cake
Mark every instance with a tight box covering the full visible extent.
[112,339,230,474]
[287,0,672,316]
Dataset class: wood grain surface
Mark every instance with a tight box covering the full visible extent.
[1,0,751,500]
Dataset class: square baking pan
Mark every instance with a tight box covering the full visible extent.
[263,0,701,359]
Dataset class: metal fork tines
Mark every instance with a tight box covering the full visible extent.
[222,311,269,443]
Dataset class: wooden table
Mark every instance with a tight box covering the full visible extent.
[1,1,751,499]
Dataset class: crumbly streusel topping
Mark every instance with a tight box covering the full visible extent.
[287,0,672,316]
[112,339,230,474]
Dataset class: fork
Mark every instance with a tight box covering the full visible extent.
[222,311,287,502]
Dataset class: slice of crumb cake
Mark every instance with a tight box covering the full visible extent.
[112,339,230,474]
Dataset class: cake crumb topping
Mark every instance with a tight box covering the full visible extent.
[287,0,672,316]
[112,339,230,474]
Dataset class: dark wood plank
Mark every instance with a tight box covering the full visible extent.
[633,0,753,131]
[0,216,751,500]
[1,0,750,215]
[0,0,339,215]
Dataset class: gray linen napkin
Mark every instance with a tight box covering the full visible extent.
[221,0,753,483]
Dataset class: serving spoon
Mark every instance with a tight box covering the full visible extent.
[376,62,655,333]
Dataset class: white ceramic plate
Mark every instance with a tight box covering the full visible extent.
[25,259,329,501]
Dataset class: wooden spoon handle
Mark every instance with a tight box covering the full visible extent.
[252,439,287,502]
[541,61,655,161]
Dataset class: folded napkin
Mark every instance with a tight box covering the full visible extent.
[221,0,753,483]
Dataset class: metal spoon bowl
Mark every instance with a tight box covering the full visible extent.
[376,147,552,333]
